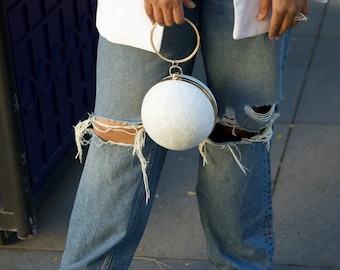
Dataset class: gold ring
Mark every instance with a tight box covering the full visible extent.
[150,18,200,64]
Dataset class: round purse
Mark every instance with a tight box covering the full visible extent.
[141,19,218,151]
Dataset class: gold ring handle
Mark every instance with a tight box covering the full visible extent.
[150,18,200,64]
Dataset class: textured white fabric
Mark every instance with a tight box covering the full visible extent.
[96,0,164,52]
[141,75,217,151]
[233,0,328,40]
[96,0,328,51]
[233,0,271,40]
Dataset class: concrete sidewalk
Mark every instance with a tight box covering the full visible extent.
[1,0,339,269]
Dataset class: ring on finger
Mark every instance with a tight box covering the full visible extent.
[294,13,308,22]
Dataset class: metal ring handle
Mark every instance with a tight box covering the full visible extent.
[150,18,200,64]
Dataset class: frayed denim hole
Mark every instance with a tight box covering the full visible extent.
[199,140,249,175]
[74,115,152,203]
[132,137,159,213]
[244,105,276,123]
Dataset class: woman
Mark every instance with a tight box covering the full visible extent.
[60,0,310,269]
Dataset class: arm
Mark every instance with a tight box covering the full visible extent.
[258,0,309,39]
[144,0,196,26]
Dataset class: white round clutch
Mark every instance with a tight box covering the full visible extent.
[141,74,217,150]
[141,19,218,150]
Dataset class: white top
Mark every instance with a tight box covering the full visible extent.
[96,0,328,53]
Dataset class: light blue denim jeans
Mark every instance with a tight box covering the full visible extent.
[60,1,290,269]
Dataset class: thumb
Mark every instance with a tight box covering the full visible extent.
[183,0,196,9]
[257,0,271,21]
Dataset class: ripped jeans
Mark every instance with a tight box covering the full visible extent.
[60,2,290,269]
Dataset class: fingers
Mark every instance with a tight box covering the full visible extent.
[301,4,309,17]
[145,0,309,38]
[183,0,196,9]
[144,0,196,27]
[171,4,186,25]
[269,12,295,39]
[257,0,271,21]
[268,0,309,40]
[144,1,156,24]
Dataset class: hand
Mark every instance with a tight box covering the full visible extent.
[144,0,196,26]
[257,0,309,39]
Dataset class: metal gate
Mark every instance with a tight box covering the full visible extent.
[0,0,98,242]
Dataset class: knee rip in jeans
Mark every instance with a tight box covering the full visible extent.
[198,105,278,174]
[74,105,278,202]
[73,115,151,202]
